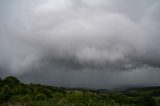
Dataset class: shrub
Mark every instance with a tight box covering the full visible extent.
[34,93,47,101]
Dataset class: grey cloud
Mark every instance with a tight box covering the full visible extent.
[0,0,160,89]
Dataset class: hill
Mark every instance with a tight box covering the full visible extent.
[0,76,160,106]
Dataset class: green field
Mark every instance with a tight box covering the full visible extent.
[0,76,160,106]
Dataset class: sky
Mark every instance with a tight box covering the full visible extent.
[0,0,160,90]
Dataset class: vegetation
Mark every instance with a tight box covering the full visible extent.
[0,76,160,106]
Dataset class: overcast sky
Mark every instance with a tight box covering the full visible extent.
[0,0,160,89]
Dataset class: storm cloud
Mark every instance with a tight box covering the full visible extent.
[0,0,160,89]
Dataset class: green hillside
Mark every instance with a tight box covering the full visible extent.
[0,76,160,106]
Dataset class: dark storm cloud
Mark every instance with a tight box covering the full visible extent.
[0,0,160,89]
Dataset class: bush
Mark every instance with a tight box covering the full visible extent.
[137,95,156,106]
[34,93,47,101]
[9,94,32,102]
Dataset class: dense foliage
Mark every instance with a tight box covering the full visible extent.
[0,76,160,106]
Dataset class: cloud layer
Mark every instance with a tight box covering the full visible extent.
[0,0,160,89]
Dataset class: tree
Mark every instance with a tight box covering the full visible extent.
[3,76,20,84]
[0,77,2,86]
